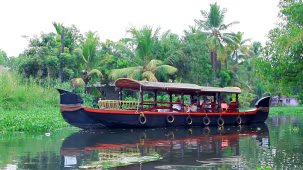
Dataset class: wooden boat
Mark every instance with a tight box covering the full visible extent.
[58,78,270,129]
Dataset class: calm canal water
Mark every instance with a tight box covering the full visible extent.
[0,114,302,170]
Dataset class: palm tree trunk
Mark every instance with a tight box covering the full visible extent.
[234,50,238,63]
[210,50,217,73]
[58,26,65,82]
[217,60,221,73]
[47,67,51,81]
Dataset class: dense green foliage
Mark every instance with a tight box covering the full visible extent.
[0,73,69,132]
[255,0,303,100]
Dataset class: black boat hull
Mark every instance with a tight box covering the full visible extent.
[58,89,271,129]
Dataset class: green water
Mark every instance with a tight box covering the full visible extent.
[0,114,302,170]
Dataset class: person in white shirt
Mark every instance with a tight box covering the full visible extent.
[172,98,181,112]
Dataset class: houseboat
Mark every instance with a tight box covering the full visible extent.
[58,78,270,129]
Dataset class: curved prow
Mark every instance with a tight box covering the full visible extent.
[252,96,271,123]
[57,89,83,105]
[255,96,271,108]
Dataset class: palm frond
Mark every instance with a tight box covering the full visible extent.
[81,31,100,68]
[146,59,163,71]
[142,71,158,82]
[73,48,83,58]
[208,3,225,28]
[128,68,144,80]
[222,33,238,45]
[109,66,142,80]
[219,21,239,30]
[88,69,103,78]
[71,78,86,88]
[164,54,179,65]
[52,22,63,35]
[128,26,158,63]
[156,65,178,75]
[155,65,178,82]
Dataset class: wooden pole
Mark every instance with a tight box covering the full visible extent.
[140,89,144,110]
[119,88,123,101]
[169,93,173,108]
[217,93,221,112]
[181,94,184,112]
[154,90,158,108]
[236,94,239,111]
[118,88,123,109]
[197,94,200,112]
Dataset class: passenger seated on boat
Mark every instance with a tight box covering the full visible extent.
[221,100,228,111]
[172,98,181,112]
[201,97,211,112]
[228,101,237,112]
[190,103,197,112]
[189,99,198,112]
[210,102,216,112]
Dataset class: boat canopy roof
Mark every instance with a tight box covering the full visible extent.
[115,78,241,94]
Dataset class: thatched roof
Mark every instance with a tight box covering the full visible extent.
[115,78,241,94]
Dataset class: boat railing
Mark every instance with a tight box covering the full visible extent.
[98,100,139,110]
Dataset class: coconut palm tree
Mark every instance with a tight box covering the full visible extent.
[52,22,65,81]
[228,32,253,63]
[195,3,238,75]
[72,31,103,91]
[110,26,178,82]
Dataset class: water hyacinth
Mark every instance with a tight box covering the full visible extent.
[0,73,69,133]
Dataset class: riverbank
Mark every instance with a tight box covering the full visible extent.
[269,106,303,116]
[0,72,69,133]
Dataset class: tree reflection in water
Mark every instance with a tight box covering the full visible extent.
[1,115,303,170]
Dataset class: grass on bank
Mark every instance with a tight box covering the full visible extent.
[269,106,303,116]
[0,72,69,133]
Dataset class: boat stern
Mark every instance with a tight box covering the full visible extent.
[57,89,83,105]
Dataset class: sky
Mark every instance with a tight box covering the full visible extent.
[0,0,280,57]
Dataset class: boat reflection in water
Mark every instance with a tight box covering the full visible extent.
[61,124,269,169]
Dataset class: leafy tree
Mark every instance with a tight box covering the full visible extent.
[17,23,84,81]
[257,0,303,99]
[179,29,212,84]
[97,40,130,84]
[0,50,8,65]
